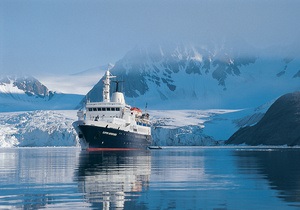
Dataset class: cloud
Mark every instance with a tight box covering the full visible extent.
[2,0,300,75]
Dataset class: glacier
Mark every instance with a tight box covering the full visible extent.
[0,108,263,148]
[0,111,79,147]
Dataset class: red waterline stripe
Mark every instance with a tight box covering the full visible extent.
[87,148,139,152]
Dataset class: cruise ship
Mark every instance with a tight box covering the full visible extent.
[72,70,152,151]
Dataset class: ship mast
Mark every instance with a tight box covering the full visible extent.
[102,70,116,102]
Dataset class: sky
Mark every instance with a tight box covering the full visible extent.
[1,0,300,77]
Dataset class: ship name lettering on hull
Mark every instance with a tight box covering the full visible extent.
[102,131,117,136]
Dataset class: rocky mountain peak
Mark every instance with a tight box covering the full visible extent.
[0,75,53,98]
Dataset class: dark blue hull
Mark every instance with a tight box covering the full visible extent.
[77,125,151,150]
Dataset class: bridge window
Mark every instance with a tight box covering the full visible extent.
[101,108,106,111]
[111,108,115,111]
[107,108,111,111]
[88,108,92,111]
[93,108,97,111]
[116,108,120,111]
[97,108,101,111]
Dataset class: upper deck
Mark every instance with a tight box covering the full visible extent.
[85,102,126,121]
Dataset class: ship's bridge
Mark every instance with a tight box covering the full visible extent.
[85,102,125,121]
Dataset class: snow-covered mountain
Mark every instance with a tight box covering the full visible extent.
[84,44,300,110]
[0,76,83,112]
[0,75,53,98]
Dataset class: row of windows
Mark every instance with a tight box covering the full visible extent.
[88,107,121,112]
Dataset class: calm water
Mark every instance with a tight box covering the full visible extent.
[0,147,300,209]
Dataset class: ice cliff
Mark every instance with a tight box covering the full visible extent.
[0,111,79,147]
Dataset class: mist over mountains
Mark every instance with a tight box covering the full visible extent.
[84,43,300,110]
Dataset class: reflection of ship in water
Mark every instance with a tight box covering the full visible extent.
[234,148,300,206]
[76,150,151,209]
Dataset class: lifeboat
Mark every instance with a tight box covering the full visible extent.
[130,107,142,112]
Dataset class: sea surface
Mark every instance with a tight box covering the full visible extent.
[0,147,300,209]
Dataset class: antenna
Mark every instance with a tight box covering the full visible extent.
[145,102,148,112]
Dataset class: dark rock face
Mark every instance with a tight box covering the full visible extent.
[226,92,300,146]
[15,76,50,98]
